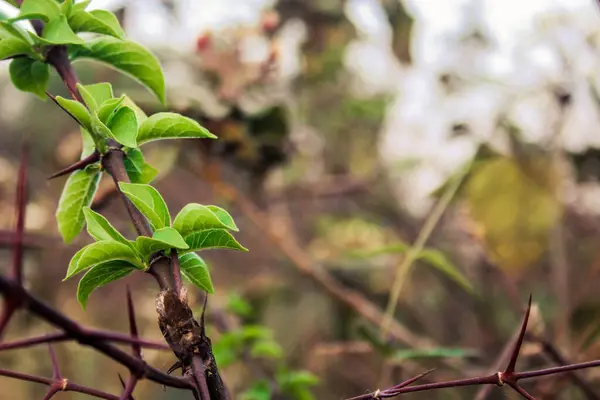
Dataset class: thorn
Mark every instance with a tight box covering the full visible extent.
[391,369,435,391]
[46,91,87,125]
[42,388,58,400]
[48,344,61,380]
[126,286,142,360]
[118,374,137,400]
[166,361,182,375]
[504,295,532,375]
[12,144,28,284]
[47,150,100,180]
[508,382,536,400]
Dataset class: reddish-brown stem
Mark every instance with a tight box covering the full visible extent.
[126,287,142,360]
[12,145,27,284]
[0,368,120,400]
[47,150,100,180]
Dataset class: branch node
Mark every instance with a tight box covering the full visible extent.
[496,372,505,387]
[60,378,68,391]
[373,389,381,399]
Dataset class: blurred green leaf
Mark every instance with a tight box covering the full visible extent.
[250,340,283,359]
[56,166,101,244]
[241,381,272,400]
[226,293,253,317]
[391,347,478,362]
[15,0,60,22]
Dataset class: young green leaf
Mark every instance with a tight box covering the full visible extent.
[70,37,165,103]
[173,204,235,237]
[107,106,137,147]
[65,244,89,282]
[9,58,49,99]
[40,15,84,45]
[118,182,170,230]
[122,95,147,122]
[80,127,96,158]
[183,229,247,253]
[0,22,34,44]
[90,113,114,140]
[206,206,239,231]
[0,37,34,60]
[178,252,214,293]
[73,0,92,13]
[76,83,98,111]
[82,206,130,246]
[15,0,61,22]
[60,0,74,16]
[123,148,158,184]
[79,82,113,110]
[56,167,101,244]
[55,95,92,131]
[66,239,143,280]
[68,9,125,39]
[135,227,189,259]
[97,95,125,124]
[77,261,137,309]
[137,112,216,145]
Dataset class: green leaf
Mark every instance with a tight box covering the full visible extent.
[97,95,125,124]
[82,206,130,246]
[66,244,89,281]
[60,0,74,16]
[80,127,95,158]
[173,204,236,237]
[66,239,143,280]
[137,112,216,145]
[0,21,34,44]
[68,9,125,39]
[240,381,272,400]
[183,229,247,253]
[90,113,113,140]
[122,95,147,122]
[391,347,478,362]
[73,0,92,13]
[118,182,170,230]
[78,82,113,111]
[178,252,214,293]
[135,227,188,260]
[0,37,34,60]
[107,106,137,147]
[77,261,137,308]
[206,206,239,231]
[15,0,60,22]
[123,148,158,184]
[40,15,84,45]
[70,37,165,103]
[418,249,474,294]
[9,58,49,99]
[56,166,101,244]
[55,95,92,131]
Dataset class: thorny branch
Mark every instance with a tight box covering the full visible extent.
[0,6,227,399]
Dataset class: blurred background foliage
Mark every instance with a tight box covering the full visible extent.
[2,0,600,398]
